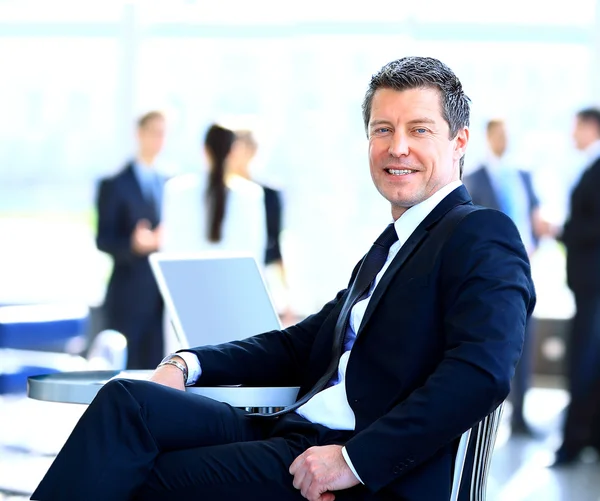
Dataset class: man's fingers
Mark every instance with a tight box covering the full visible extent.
[291,463,307,490]
[289,452,303,475]
[319,493,335,501]
[300,475,314,500]
[136,218,151,229]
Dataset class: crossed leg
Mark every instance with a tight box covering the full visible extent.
[32,379,360,501]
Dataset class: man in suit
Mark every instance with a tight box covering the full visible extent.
[95,111,167,370]
[554,107,600,465]
[464,119,552,436]
[33,57,534,501]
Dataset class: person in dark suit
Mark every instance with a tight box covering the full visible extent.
[553,107,600,466]
[95,111,167,370]
[463,119,553,436]
[32,57,534,501]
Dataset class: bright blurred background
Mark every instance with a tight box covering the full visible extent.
[1,0,598,313]
[1,1,600,499]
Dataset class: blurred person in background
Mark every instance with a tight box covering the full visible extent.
[96,110,167,370]
[160,123,266,261]
[554,107,600,466]
[464,118,554,437]
[160,124,266,354]
[231,129,292,321]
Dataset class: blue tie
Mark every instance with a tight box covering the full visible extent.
[250,223,399,418]
[496,171,518,222]
[142,173,162,218]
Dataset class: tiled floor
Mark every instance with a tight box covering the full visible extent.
[1,387,599,500]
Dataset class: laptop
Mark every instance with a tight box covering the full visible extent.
[149,252,282,349]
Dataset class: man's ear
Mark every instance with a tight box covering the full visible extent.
[454,127,469,162]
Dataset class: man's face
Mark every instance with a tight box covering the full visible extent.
[487,123,507,158]
[138,117,166,159]
[572,117,598,151]
[368,87,468,220]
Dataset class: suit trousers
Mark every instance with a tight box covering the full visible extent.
[31,379,359,501]
[508,316,535,425]
[560,292,600,453]
[104,298,164,370]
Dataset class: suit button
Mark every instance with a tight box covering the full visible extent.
[393,466,401,475]
[353,398,359,404]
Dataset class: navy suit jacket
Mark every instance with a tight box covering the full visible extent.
[561,156,600,293]
[96,162,166,330]
[463,165,540,249]
[183,186,535,500]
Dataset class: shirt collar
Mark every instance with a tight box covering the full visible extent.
[132,159,157,185]
[393,180,463,245]
[484,150,518,177]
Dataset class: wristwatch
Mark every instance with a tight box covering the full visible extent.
[157,354,189,384]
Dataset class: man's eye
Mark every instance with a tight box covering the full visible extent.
[376,127,391,133]
[415,128,427,134]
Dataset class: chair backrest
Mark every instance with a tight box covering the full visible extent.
[450,402,504,501]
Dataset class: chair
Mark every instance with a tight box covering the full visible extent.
[451,403,505,501]
[0,303,89,394]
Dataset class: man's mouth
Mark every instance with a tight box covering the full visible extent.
[385,168,415,176]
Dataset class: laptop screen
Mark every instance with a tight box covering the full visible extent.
[150,253,282,349]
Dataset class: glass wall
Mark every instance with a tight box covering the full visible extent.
[0,0,598,313]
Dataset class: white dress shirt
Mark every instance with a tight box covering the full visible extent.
[132,160,163,213]
[178,180,463,482]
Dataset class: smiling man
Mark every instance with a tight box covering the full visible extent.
[32,57,535,501]
[367,86,467,219]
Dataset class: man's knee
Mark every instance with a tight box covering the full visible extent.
[95,378,155,406]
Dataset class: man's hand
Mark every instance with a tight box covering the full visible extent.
[289,445,360,501]
[148,359,186,391]
[131,219,161,255]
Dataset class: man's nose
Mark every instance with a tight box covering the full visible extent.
[388,131,409,157]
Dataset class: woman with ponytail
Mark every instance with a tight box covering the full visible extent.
[160,123,267,353]
[161,123,266,259]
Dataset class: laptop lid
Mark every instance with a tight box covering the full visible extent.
[149,252,282,349]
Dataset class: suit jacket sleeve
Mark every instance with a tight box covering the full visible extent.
[345,209,534,492]
[95,178,137,264]
[179,288,347,386]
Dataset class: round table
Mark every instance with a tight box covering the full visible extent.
[27,370,299,408]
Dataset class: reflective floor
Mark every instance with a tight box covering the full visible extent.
[1,387,599,500]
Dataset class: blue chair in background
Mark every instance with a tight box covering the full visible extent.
[0,304,90,394]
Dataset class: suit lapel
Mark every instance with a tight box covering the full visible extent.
[357,227,427,334]
[357,185,472,336]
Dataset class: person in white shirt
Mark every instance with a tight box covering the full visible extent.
[161,123,266,262]
[160,123,267,354]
